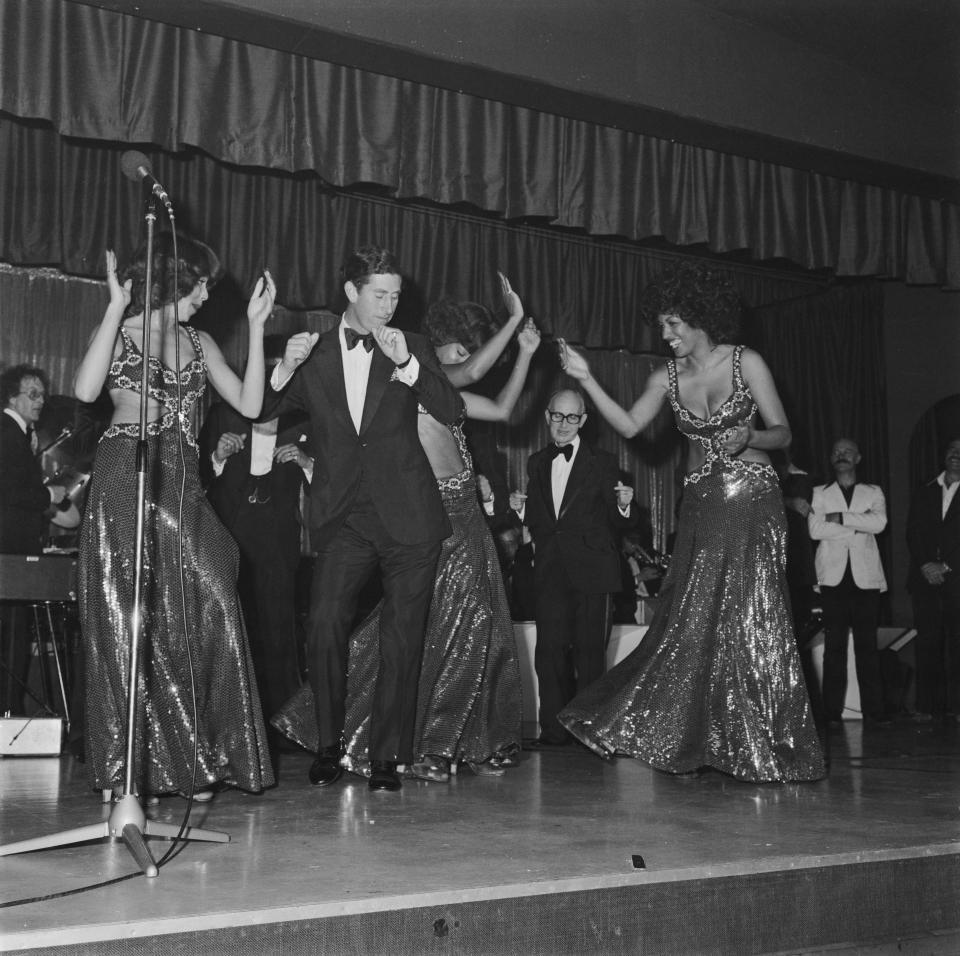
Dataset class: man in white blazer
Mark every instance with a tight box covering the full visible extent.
[808,438,888,725]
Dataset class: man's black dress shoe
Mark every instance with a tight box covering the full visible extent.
[309,746,344,787]
[368,760,402,792]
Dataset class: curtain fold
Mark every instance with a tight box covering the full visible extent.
[0,261,885,559]
[1,0,957,290]
[0,117,824,350]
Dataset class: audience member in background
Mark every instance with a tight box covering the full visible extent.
[556,261,824,782]
[274,277,540,781]
[199,337,312,723]
[73,237,276,801]
[514,387,637,747]
[808,438,888,727]
[0,365,67,715]
[906,437,960,725]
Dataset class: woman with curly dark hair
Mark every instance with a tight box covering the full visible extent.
[555,260,825,783]
[74,234,277,802]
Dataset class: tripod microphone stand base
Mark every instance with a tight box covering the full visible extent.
[0,793,230,878]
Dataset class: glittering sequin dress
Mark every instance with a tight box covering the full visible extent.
[560,347,825,782]
[78,326,274,796]
[273,421,523,771]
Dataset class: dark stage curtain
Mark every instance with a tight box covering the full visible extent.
[0,261,885,555]
[1,0,958,290]
[0,117,824,352]
[752,282,889,488]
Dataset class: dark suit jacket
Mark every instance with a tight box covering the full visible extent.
[524,441,637,594]
[261,328,463,545]
[0,412,49,555]
[907,476,960,595]
[199,403,310,554]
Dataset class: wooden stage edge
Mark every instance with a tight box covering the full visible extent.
[2,718,960,955]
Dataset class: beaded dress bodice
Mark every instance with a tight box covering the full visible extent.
[667,345,772,484]
[102,325,207,447]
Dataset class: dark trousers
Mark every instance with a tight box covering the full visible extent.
[229,497,303,719]
[819,566,883,720]
[534,554,612,743]
[308,480,440,763]
[912,583,960,716]
[0,605,31,715]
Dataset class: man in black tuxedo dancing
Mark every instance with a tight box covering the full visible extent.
[262,245,462,791]
[515,388,637,745]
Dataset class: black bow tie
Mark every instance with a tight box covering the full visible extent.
[345,327,373,352]
[551,443,573,462]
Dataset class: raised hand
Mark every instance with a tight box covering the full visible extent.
[215,431,245,463]
[105,249,132,313]
[615,481,634,509]
[517,317,541,354]
[280,331,319,376]
[373,325,410,365]
[247,269,277,328]
[498,271,524,323]
[558,339,591,381]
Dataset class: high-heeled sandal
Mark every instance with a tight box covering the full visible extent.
[410,755,450,783]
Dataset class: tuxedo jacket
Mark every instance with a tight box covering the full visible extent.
[261,328,463,545]
[199,403,310,553]
[808,481,888,591]
[0,412,49,555]
[524,441,636,595]
[906,477,960,596]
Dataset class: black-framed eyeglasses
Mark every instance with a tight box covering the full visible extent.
[18,389,46,401]
[548,411,583,424]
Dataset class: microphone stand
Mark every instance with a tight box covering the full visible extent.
[0,194,227,877]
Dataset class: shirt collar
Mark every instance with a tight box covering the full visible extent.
[3,407,28,434]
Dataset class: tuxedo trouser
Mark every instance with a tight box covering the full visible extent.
[229,496,302,718]
[819,566,883,720]
[308,481,441,763]
[912,583,960,715]
[534,548,612,743]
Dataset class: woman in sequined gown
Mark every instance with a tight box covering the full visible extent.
[274,278,540,781]
[74,236,277,799]
[556,262,825,782]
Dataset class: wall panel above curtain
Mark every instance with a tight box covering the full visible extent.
[1,0,958,289]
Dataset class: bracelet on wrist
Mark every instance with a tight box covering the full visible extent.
[396,355,413,370]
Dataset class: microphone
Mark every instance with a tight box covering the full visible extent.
[120,150,174,216]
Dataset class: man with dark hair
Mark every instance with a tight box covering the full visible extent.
[0,364,66,715]
[262,245,462,792]
[515,388,637,745]
[0,365,66,554]
[906,438,960,724]
[809,438,888,726]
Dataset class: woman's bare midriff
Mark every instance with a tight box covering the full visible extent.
[417,413,465,480]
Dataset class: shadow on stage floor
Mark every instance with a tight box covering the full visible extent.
[1,718,958,955]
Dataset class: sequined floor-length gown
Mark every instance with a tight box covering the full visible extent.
[560,347,825,783]
[273,424,523,773]
[78,326,274,796]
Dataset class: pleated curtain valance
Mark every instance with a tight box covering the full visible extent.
[1,0,958,293]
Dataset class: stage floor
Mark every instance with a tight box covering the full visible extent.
[1,718,959,955]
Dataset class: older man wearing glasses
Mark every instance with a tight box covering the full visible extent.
[512,388,637,746]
